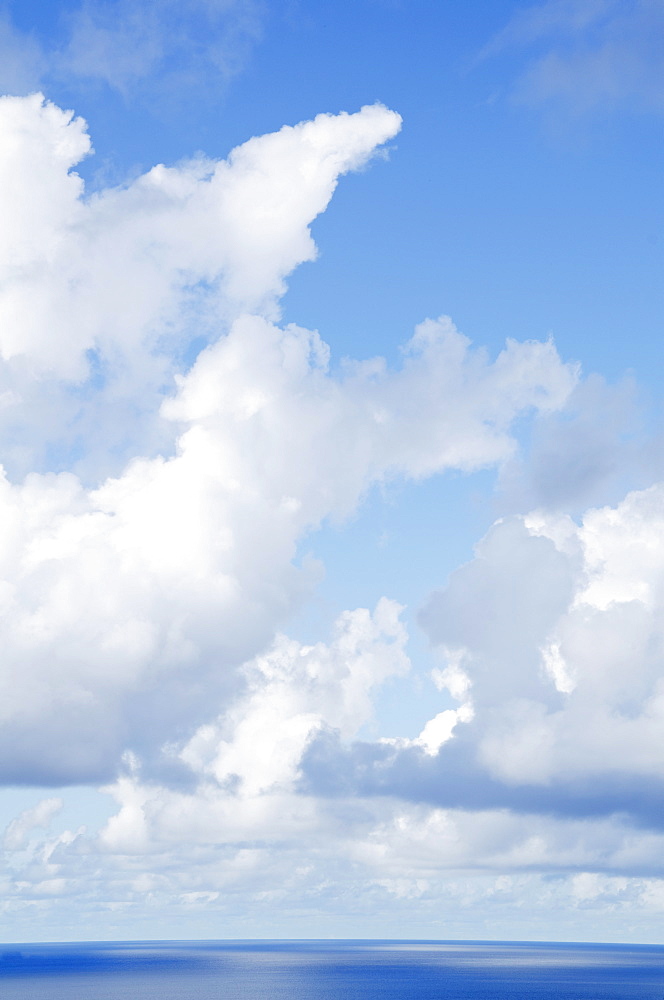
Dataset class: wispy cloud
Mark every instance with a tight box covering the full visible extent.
[3,797,63,850]
[483,0,664,115]
[0,0,265,106]
[0,8,44,94]
[58,0,265,99]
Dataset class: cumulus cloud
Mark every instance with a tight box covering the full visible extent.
[178,598,410,798]
[0,10,657,945]
[0,95,403,477]
[298,481,664,829]
[44,483,663,927]
[422,483,664,795]
[3,481,664,936]
[0,95,577,788]
[2,90,653,939]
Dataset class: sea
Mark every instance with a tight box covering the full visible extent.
[1,939,663,999]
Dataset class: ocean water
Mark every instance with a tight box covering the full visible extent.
[1,939,663,999]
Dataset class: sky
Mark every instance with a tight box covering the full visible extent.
[0,0,663,944]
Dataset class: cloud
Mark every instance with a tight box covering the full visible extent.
[0,96,576,788]
[0,9,44,95]
[3,797,63,850]
[0,9,658,945]
[428,484,664,795]
[58,0,264,99]
[496,374,644,513]
[0,0,264,106]
[5,774,664,940]
[298,481,664,829]
[1,89,652,936]
[484,0,664,115]
[54,483,664,922]
[0,95,402,478]
[3,479,664,930]
[178,598,410,799]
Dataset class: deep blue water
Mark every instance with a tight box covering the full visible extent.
[1,939,663,999]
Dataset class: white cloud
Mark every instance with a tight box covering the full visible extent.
[3,91,651,940]
[0,96,576,788]
[420,482,664,792]
[59,484,664,930]
[273,479,664,844]
[0,95,404,479]
[180,598,410,797]
[5,779,664,941]
[3,797,63,851]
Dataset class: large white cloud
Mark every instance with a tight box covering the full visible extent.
[408,481,664,814]
[283,478,664,835]
[20,483,660,938]
[0,94,403,478]
[0,95,577,786]
[7,88,657,940]
[0,11,658,948]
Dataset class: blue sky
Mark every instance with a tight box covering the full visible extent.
[0,0,663,943]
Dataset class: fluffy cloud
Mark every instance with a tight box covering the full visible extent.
[0,8,658,948]
[299,480,664,828]
[0,94,403,477]
[421,483,664,797]
[3,90,655,940]
[179,598,410,797]
[0,95,576,787]
[28,481,661,936]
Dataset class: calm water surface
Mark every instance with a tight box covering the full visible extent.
[1,939,663,999]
